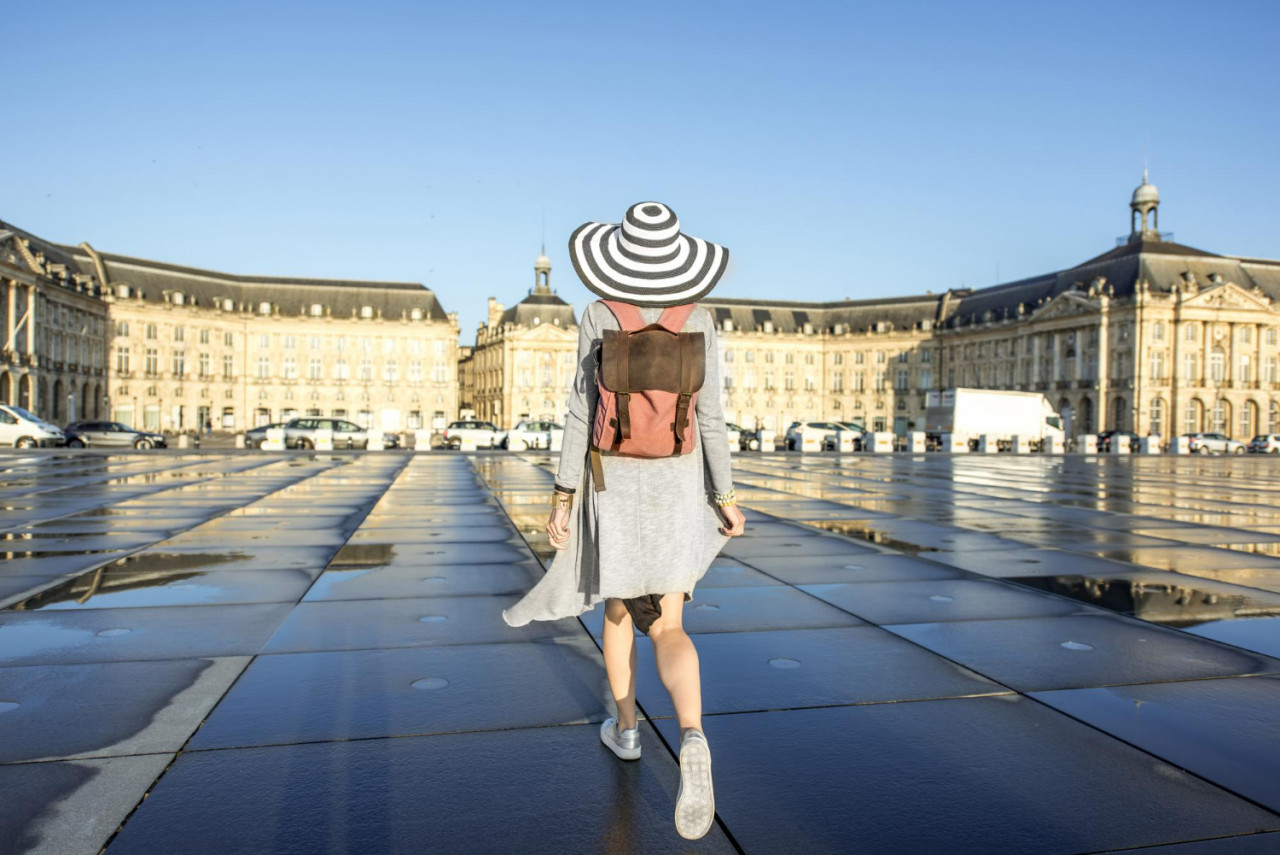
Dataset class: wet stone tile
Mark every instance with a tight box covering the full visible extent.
[887,613,1280,692]
[0,753,173,855]
[301,560,544,600]
[735,552,963,585]
[929,546,1148,579]
[1033,674,1280,814]
[654,697,1279,855]
[0,657,249,762]
[345,523,517,545]
[634,626,1008,717]
[0,603,294,667]
[260,594,581,654]
[1182,616,1280,660]
[721,534,877,561]
[1093,832,1280,853]
[109,723,737,855]
[580,586,866,637]
[799,578,1090,625]
[695,557,785,588]
[329,540,531,568]
[191,639,610,749]
[1092,545,1280,575]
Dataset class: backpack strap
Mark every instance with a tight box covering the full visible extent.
[600,299,646,331]
[671,331,700,454]
[656,303,697,333]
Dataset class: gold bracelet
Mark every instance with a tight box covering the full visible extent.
[550,491,573,510]
[713,489,737,507]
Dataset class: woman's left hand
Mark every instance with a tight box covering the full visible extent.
[546,507,571,550]
[718,504,746,537]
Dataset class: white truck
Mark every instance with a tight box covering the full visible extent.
[924,388,1064,451]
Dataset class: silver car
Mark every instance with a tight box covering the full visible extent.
[1185,432,1246,454]
[65,421,167,449]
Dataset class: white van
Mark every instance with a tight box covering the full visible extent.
[0,404,67,448]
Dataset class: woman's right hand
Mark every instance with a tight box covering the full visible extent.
[547,507,571,550]
[718,504,746,537]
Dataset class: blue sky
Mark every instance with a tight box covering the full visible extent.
[7,0,1278,335]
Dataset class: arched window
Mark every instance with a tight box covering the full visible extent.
[1212,399,1229,434]
[1184,399,1202,434]
[1149,398,1166,435]
[1242,401,1257,439]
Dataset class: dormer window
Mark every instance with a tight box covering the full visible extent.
[763,321,774,333]
[310,304,324,317]
[361,306,374,319]
[172,291,186,306]
[115,284,131,299]
[722,319,733,332]
[222,298,234,312]
[259,302,272,315]
[410,307,423,320]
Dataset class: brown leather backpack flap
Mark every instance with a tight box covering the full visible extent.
[600,329,705,392]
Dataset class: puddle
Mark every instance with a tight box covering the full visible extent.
[96,628,132,637]
[1011,573,1280,626]
[411,677,449,690]
[768,657,801,669]
[1060,641,1094,651]
[928,595,955,602]
[693,603,721,611]
[417,615,448,623]
[0,701,19,713]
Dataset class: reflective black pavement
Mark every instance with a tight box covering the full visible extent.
[2,450,1280,853]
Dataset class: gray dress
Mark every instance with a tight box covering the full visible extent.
[502,301,734,626]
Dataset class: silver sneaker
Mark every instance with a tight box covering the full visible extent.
[599,717,641,760]
[675,729,715,840]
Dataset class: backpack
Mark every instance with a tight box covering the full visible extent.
[589,300,705,489]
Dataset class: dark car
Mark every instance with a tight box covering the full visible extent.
[1096,430,1139,452]
[65,421,167,450]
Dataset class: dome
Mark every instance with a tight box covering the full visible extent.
[534,254,552,271]
[1131,169,1159,207]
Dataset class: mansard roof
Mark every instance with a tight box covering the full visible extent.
[0,217,451,321]
[500,289,578,327]
[701,294,942,334]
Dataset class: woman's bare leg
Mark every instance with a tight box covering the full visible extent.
[648,592,702,733]
[602,598,638,730]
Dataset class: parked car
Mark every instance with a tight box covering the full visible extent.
[287,418,400,450]
[442,420,506,450]
[735,428,763,451]
[724,422,745,450]
[0,404,65,448]
[504,419,564,451]
[823,421,867,451]
[1097,430,1139,453]
[1248,434,1280,454]
[784,421,844,450]
[244,422,288,450]
[64,421,167,449]
[1185,432,1246,454]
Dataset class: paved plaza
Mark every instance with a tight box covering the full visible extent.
[2,450,1280,854]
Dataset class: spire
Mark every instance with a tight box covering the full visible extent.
[534,248,552,294]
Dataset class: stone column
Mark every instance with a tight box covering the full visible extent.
[1052,331,1061,382]
[1096,298,1110,431]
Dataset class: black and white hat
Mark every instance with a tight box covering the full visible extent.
[568,202,729,307]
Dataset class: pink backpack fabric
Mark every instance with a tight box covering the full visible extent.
[590,300,706,470]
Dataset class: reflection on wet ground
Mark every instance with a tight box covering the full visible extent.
[4,450,1280,853]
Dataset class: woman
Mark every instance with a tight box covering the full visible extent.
[503,201,745,841]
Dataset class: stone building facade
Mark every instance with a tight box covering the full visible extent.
[1,220,459,433]
[1,227,111,424]
[463,253,578,428]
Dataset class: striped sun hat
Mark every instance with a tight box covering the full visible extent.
[568,202,730,307]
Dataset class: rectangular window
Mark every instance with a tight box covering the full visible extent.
[224,332,234,347]
[1152,321,1165,342]
[1266,357,1278,384]
[897,351,909,363]
[198,328,209,344]
[409,361,423,382]
[283,356,297,380]
[1241,326,1253,345]
[922,349,933,363]
[285,336,296,349]
[853,373,865,392]
[784,373,795,391]
[895,369,909,390]
[258,334,270,349]
[1185,324,1197,342]
[309,357,322,380]
[360,359,373,381]
[115,346,130,373]
[223,354,234,379]
[918,369,933,389]
[1266,327,1277,347]
[145,348,158,376]
[854,351,865,365]
[256,356,270,379]
[335,359,350,380]
[833,352,843,365]
[199,352,210,377]
[310,336,322,350]
[172,351,185,377]
[384,360,398,382]
[875,372,887,391]
[1240,355,1252,383]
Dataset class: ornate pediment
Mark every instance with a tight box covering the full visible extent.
[513,321,578,342]
[1181,281,1272,312]
[1030,292,1100,322]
